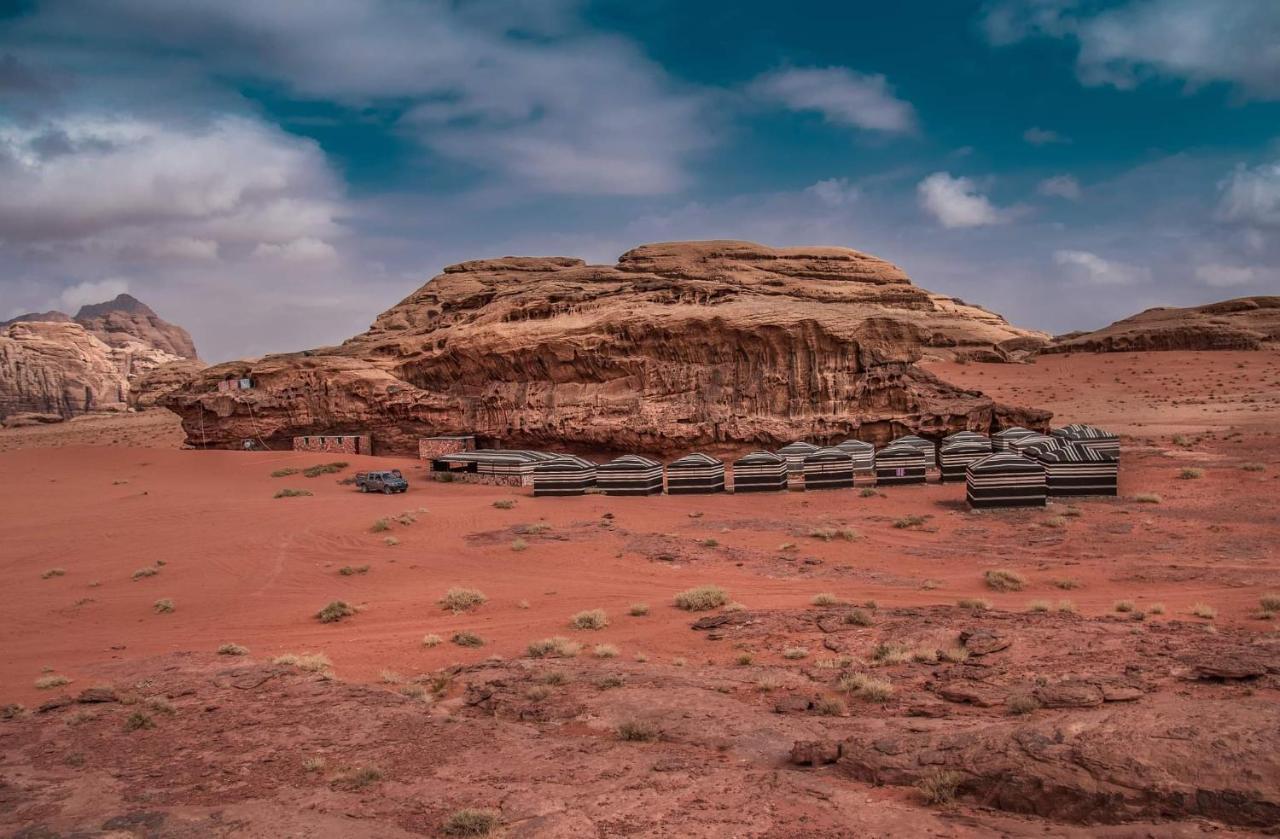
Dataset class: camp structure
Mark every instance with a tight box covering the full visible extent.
[835,439,876,474]
[966,452,1047,509]
[596,454,664,496]
[430,449,557,486]
[991,427,1038,452]
[1034,442,1119,497]
[941,431,991,447]
[801,447,855,491]
[293,434,373,455]
[532,454,597,497]
[888,434,937,470]
[730,451,789,493]
[939,439,993,483]
[1008,434,1060,458]
[874,442,927,486]
[777,441,820,474]
[1052,423,1120,459]
[665,452,726,494]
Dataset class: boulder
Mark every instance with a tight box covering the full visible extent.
[1044,296,1280,354]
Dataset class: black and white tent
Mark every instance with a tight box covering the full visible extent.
[596,455,664,496]
[991,427,1037,452]
[532,455,597,497]
[777,441,820,474]
[1007,434,1059,458]
[889,434,937,470]
[966,453,1047,508]
[942,431,991,447]
[1018,437,1066,461]
[939,439,992,483]
[835,439,876,474]
[731,451,789,493]
[665,452,726,494]
[1035,442,1118,496]
[1051,423,1120,458]
[802,447,855,490]
[430,449,555,481]
[874,442,927,486]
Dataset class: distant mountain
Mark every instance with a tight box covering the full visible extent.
[0,294,203,420]
[1045,296,1280,354]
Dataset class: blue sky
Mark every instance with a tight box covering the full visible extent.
[1,0,1278,360]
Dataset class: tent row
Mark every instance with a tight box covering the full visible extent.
[429,423,1118,507]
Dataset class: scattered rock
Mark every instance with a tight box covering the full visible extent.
[1033,681,1104,708]
[790,740,842,766]
[959,628,1012,656]
[76,687,120,704]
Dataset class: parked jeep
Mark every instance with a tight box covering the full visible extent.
[355,470,408,494]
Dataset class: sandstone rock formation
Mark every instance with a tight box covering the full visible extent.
[1045,295,1280,353]
[0,295,200,419]
[165,240,1050,454]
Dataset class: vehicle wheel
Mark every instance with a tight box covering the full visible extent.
[359,485,367,493]
[383,486,393,495]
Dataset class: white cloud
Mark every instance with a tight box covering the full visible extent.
[805,177,860,208]
[58,277,129,311]
[29,0,709,197]
[1038,174,1081,199]
[1023,126,1069,145]
[749,66,916,133]
[251,237,338,262]
[917,172,1007,228]
[1216,161,1280,228]
[982,0,1280,98]
[1193,263,1272,288]
[1053,249,1150,285]
[0,115,342,252]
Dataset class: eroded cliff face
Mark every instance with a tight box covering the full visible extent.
[0,295,201,419]
[165,240,1052,454]
[1045,296,1280,354]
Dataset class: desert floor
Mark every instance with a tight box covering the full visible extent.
[2,350,1278,837]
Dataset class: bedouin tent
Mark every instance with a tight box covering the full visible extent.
[835,439,876,474]
[941,431,991,447]
[596,454,664,496]
[665,452,726,495]
[966,452,1047,509]
[991,427,1037,452]
[1035,441,1118,497]
[888,434,937,470]
[939,439,992,483]
[1051,423,1120,459]
[802,447,855,490]
[532,454,597,497]
[777,441,820,474]
[1008,434,1059,458]
[430,449,556,482]
[731,450,789,493]
[874,442,927,486]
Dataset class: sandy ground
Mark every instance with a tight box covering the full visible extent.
[2,351,1279,836]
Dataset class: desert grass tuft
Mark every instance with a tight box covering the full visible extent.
[1006,693,1041,715]
[983,568,1025,592]
[316,601,354,623]
[673,585,727,611]
[616,719,658,742]
[628,602,649,616]
[1027,600,1050,612]
[808,527,859,542]
[570,609,608,630]
[273,652,331,672]
[781,646,808,660]
[1178,468,1204,480]
[439,587,487,612]
[451,631,484,647]
[1113,600,1135,613]
[917,769,965,805]
[217,643,248,656]
[492,499,516,510]
[34,675,70,690]
[132,566,158,580]
[843,607,874,626]
[593,643,619,658]
[421,633,443,647]
[370,518,391,533]
[526,637,580,658]
[1191,602,1217,619]
[338,565,370,576]
[510,538,529,552]
[839,672,893,701]
[1242,463,1266,472]
[441,808,501,837]
[893,514,928,529]
[810,592,840,607]
[956,597,991,610]
[1260,594,1280,613]
[41,568,66,579]
[1133,493,1162,504]
[153,598,175,614]
[274,488,312,498]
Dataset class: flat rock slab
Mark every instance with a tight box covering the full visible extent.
[959,628,1012,656]
[1035,681,1104,708]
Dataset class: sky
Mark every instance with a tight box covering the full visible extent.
[1,0,1278,361]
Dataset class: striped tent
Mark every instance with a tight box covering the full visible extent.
[1052,423,1120,458]
[874,442,927,486]
[666,452,726,494]
[1019,437,1066,461]
[1035,442,1118,497]
[889,434,937,469]
[802,447,855,491]
[596,455,664,496]
[835,439,876,474]
[991,427,1037,452]
[731,451,789,493]
[942,431,991,447]
[939,439,992,483]
[430,449,554,482]
[777,441,820,474]
[1008,434,1059,458]
[532,455,597,497]
[966,453,1047,509]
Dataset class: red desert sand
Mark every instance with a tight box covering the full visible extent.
[2,350,1279,836]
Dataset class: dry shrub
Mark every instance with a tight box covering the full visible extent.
[217,643,248,656]
[570,609,608,630]
[1113,600,1135,613]
[1006,693,1041,715]
[1191,603,1217,619]
[674,585,727,611]
[628,602,649,616]
[274,652,332,672]
[843,608,873,626]
[316,601,354,623]
[1178,468,1204,480]
[617,719,658,742]
[274,488,312,498]
[811,592,840,607]
[840,672,893,701]
[442,809,500,837]
[1027,600,1050,612]
[782,647,808,660]
[1133,493,1162,504]
[957,598,991,610]
[440,587,488,612]
[593,643,619,658]
[917,769,965,805]
[983,569,1025,592]
[451,631,484,648]
[527,637,580,658]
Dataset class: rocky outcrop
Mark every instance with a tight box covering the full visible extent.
[0,295,199,419]
[165,241,1050,454]
[129,358,209,409]
[1045,296,1280,354]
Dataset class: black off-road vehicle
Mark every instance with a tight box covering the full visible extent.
[355,470,408,494]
